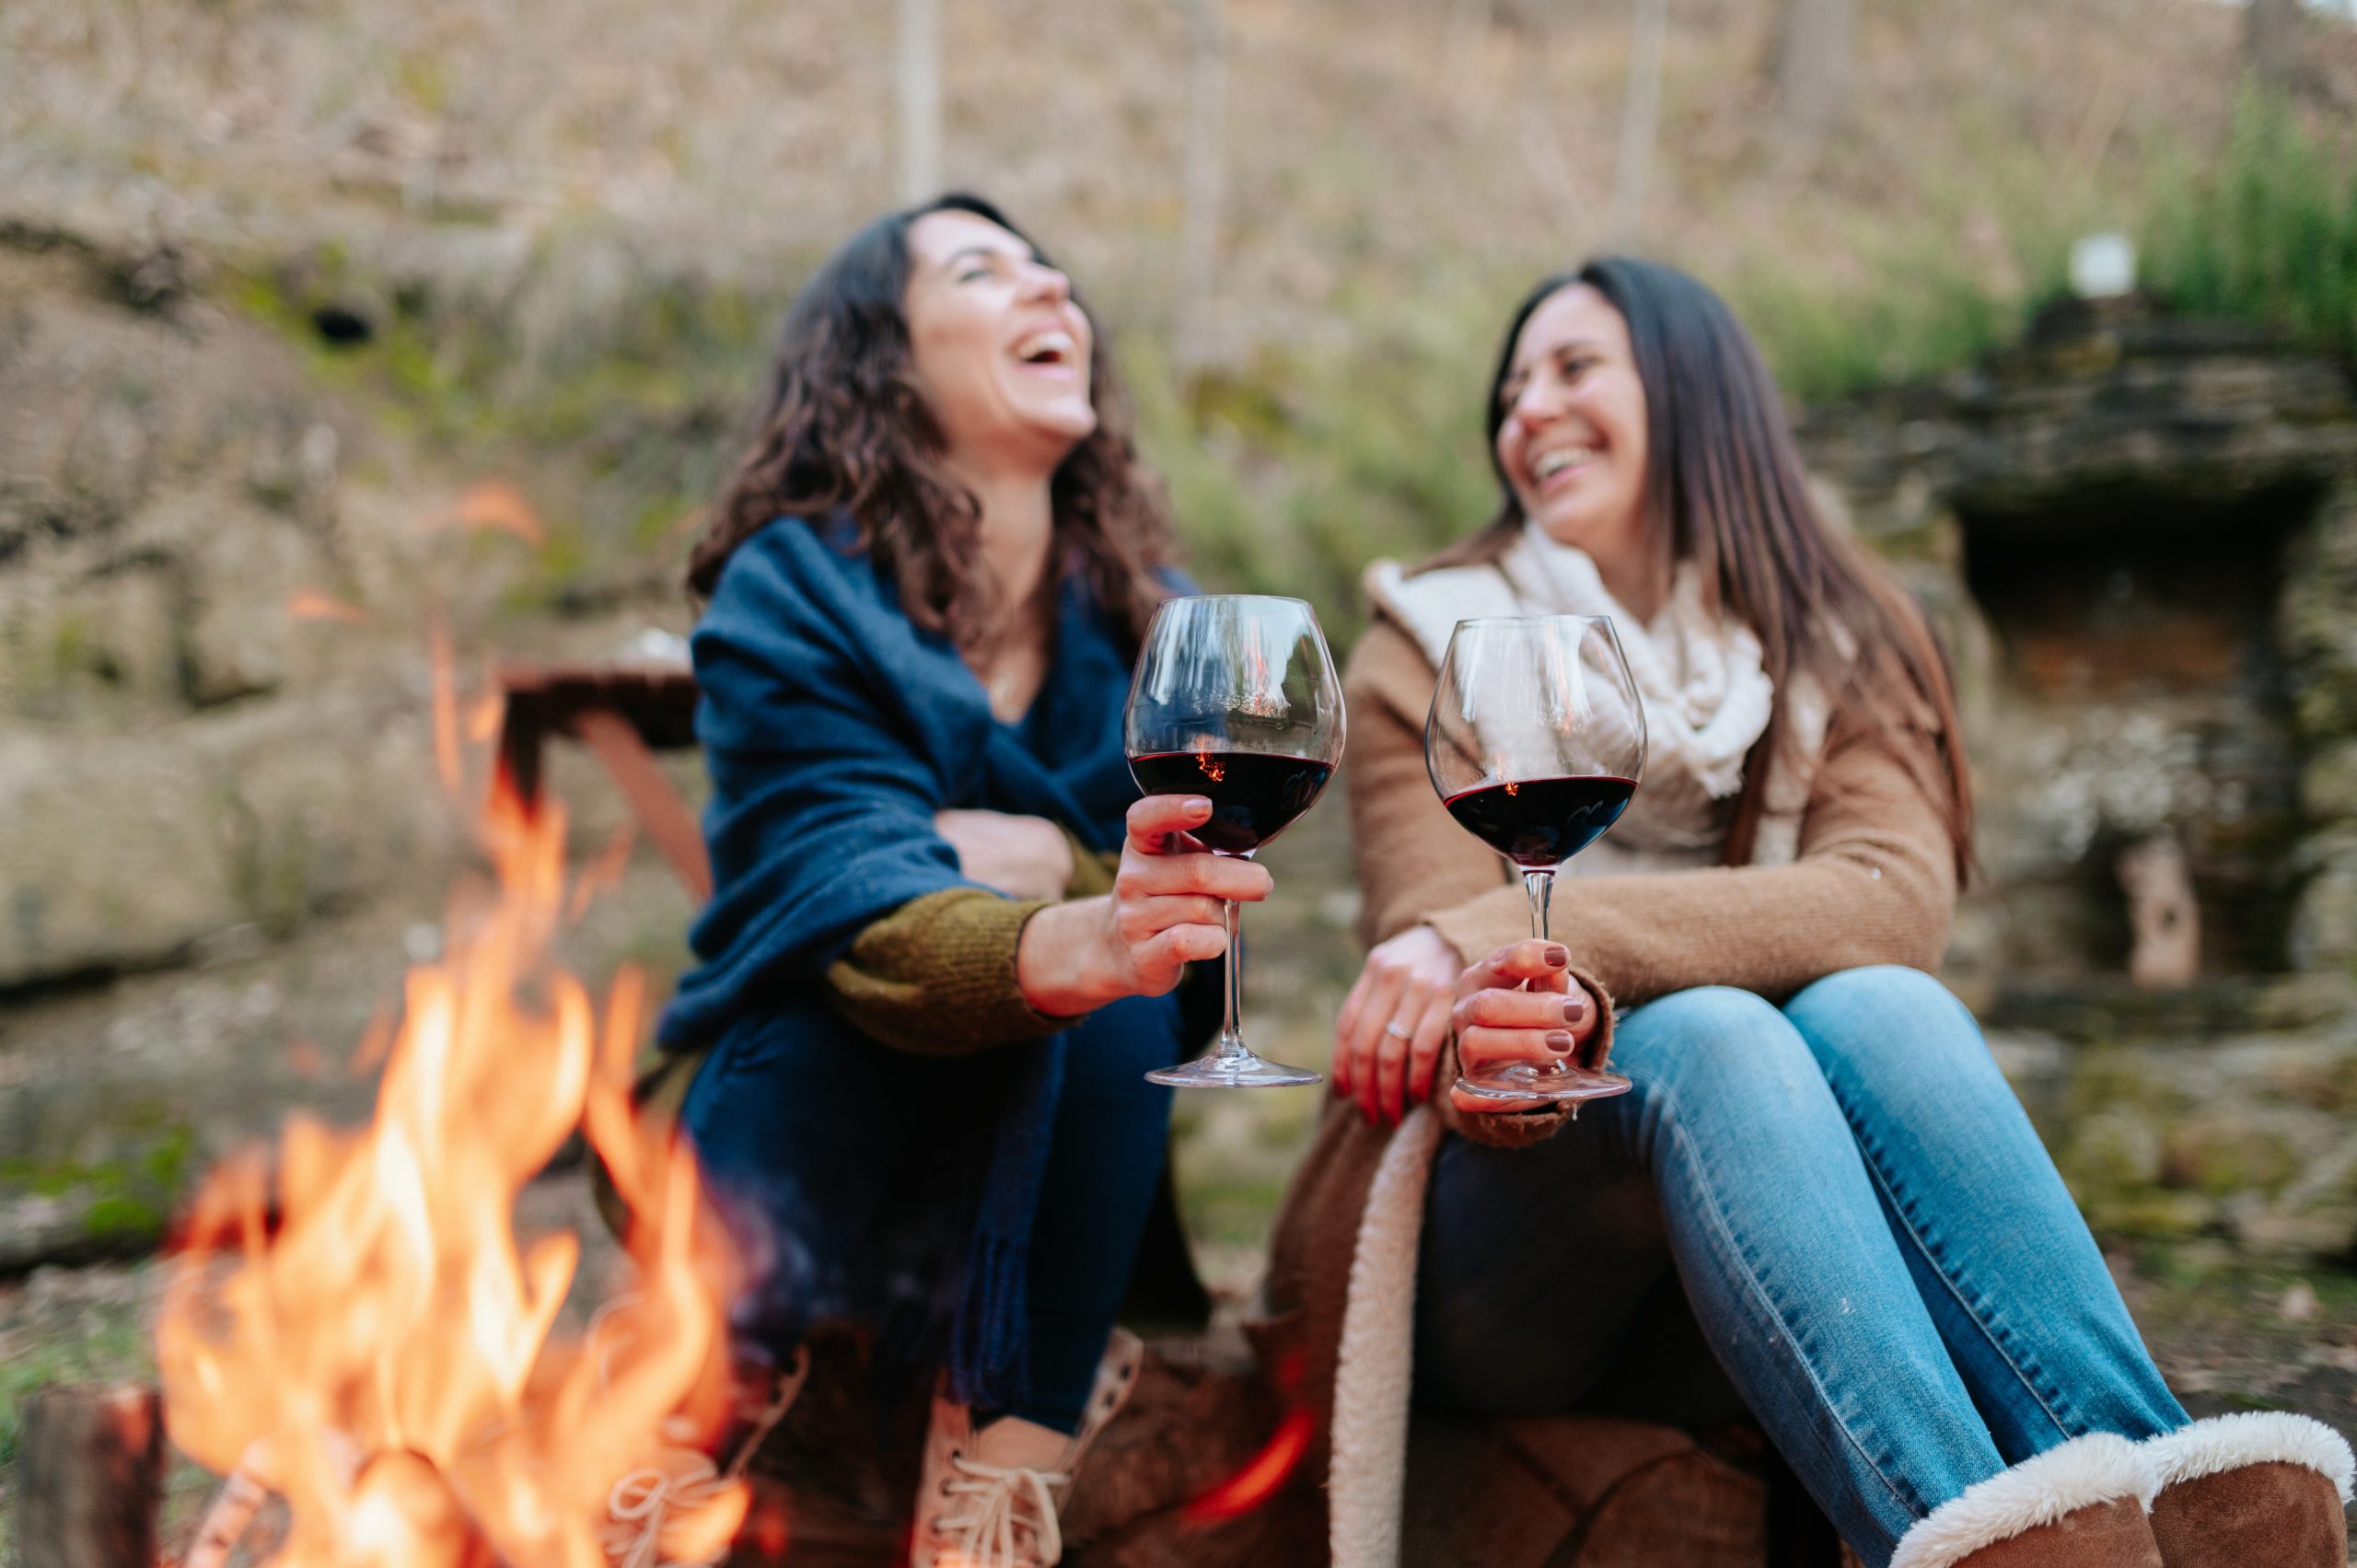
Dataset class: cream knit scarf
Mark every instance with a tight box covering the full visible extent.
[1364,525,1830,867]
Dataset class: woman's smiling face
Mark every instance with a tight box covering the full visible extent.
[902,208,1097,475]
[1494,282,1651,561]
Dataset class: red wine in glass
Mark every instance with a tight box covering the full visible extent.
[1125,596,1345,1089]
[1127,749,1335,855]
[1424,616,1645,1107]
[1442,774,1636,868]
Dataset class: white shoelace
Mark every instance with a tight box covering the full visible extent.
[931,1455,1071,1568]
[595,1292,801,1568]
[601,1453,737,1568]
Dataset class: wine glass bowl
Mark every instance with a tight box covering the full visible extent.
[1126,595,1345,1088]
[1425,615,1645,1106]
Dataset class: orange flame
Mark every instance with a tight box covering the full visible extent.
[428,625,464,803]
[288,590,375,627]
[466,691,506,746]
[1183,1409,1313,1524]
[436,481,546,546]
[157,778,745,1567]
[1181,1348,1313,1525]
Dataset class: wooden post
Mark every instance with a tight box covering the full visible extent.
[1176,0,1226,372]
[17,1384,165,1568]
[1607,0,1668,247]
[899,0,942,203]
[1770,0,1853,135]
[2247,0,2304,91]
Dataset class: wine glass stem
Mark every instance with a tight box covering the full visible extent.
[1215,897,1248,1063]
[1524,868,1555,942]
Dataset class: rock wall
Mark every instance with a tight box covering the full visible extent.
[0,230,699,1268]
[0,241,462,990]
[1802,297,2357,1264]
[1802,296,2357,988]
[2282,484,2357,972]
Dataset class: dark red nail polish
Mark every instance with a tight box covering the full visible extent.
[1563,997,1588,1025]
[1546,1030,1575,1053]
[1543,945,1570,967]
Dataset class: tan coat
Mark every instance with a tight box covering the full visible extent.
[1255,611,1961,1565]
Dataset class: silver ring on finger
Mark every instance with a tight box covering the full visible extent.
[1383,1021,1413,1042]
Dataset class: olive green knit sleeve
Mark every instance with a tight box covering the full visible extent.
[1062,826,1121,900]
[824,888,1077,1055]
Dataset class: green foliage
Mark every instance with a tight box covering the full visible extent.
[227,226,784,608]
[1130,285,1502,648]
[1729,240,2030,403]
[2143,89,2357,364]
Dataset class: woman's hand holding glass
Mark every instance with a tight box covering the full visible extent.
[1015,795,1271,1018]
[1337,934,1601,1123]
[1446,941,1603,1118]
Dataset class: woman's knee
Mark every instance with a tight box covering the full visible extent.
[1783,966,1981,1075]
[1782,961,2008,1108]
[1620,985,1820,1098]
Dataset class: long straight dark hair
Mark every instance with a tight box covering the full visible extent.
[1426,257,1972,874]
[686,193,1176,653]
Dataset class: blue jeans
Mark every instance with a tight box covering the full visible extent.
[1415,967,2189,1566]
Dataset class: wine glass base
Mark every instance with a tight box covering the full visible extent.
[1146,1051,1322,1089]
[1454,1063,1632,1104]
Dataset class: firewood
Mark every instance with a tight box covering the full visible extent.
[17,1384,164,1568]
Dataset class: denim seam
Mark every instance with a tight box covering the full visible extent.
[1654,1087,1927,1525]
[1840,1105,2080,1444]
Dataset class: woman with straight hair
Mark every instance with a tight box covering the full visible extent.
[659,192,1258,1568]
[1259,258,2353,1568]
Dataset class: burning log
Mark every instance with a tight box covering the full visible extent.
[17,1383,164,1568]
[181,1458,269,1568]
[152,780,749,1566]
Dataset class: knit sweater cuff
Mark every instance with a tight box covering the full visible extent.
[1062,827,1121,900]
[1424,889,1538,980]
[825,888,1072,1055]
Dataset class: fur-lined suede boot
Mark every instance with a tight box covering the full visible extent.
[1888,1432,2160,1568]
[2139,1411,2354,1568]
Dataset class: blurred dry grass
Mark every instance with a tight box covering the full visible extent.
[0,0,2293,351]
[11,0,2352,641]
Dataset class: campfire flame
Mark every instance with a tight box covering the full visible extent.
[157,774,746,1567]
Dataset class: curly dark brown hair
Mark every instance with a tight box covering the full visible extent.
[688,193,1178,655]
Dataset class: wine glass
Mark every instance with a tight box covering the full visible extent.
[1424,615,1644,1106]
[1126,595,1345,1088]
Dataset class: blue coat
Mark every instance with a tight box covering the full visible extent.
[664,515,1195,1407]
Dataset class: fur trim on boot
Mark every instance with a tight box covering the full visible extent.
[2142,1412,2353,1568]
[1889,1433,2159,1568]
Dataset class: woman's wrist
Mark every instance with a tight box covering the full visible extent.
[1015,896,1117,1017]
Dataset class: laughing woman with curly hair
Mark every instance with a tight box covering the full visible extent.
[659,195,1251,1568]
